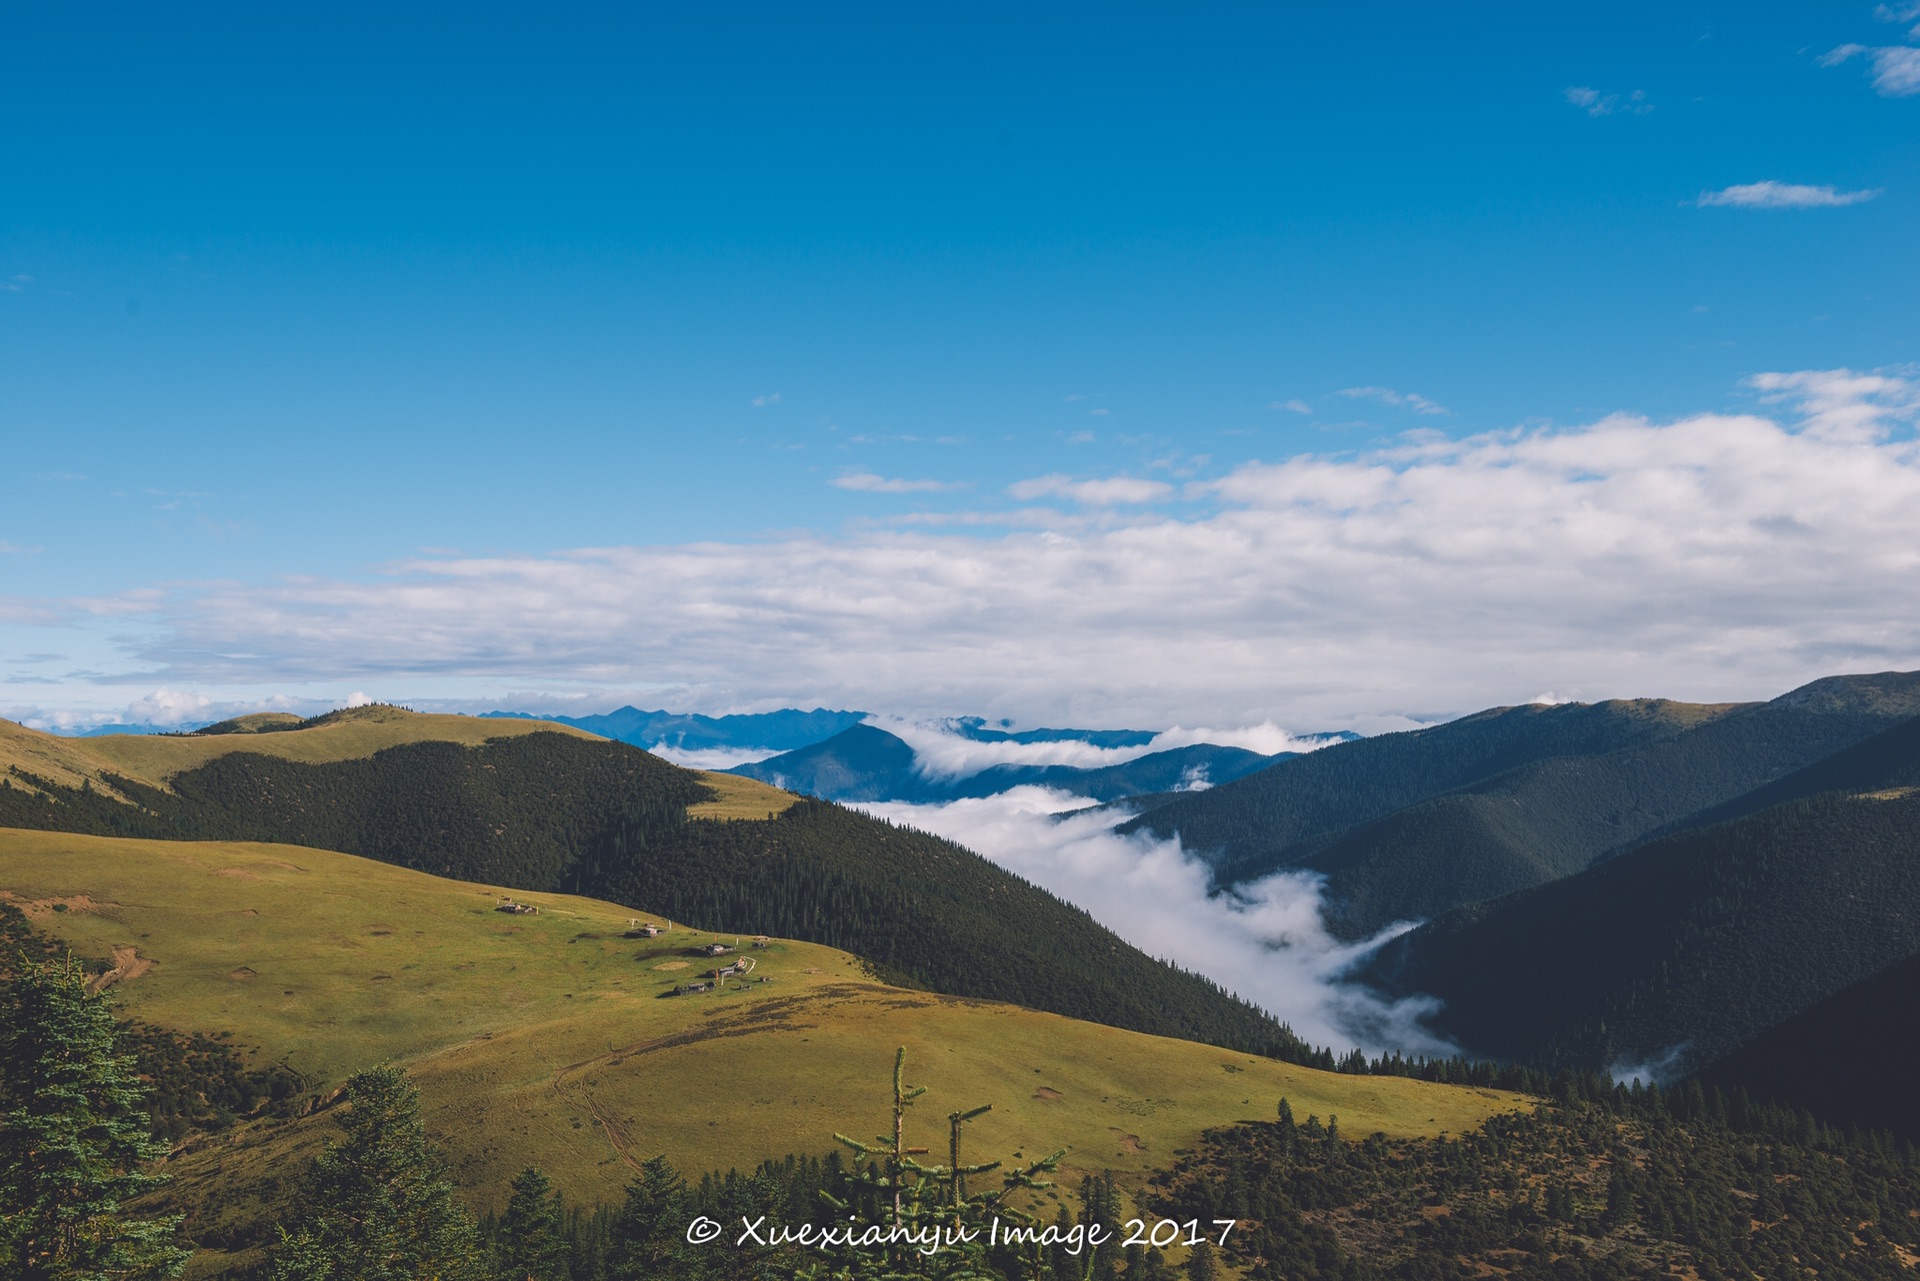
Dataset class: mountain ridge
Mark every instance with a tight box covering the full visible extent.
[729,722,1290,802]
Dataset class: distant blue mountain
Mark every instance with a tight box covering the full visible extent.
[487,705,1358,796]
[70,721,213,737]
[946,717,1158,749]
[482,706,867,752]
[729,723,1295,803]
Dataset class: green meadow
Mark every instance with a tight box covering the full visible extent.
[2,826,1525,1274]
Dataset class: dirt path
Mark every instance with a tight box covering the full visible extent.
[87,945,153,993]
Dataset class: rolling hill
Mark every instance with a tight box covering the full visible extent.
[1124,672,1920,938]
[0,827,1528,1276]
[0,707,1308,1060]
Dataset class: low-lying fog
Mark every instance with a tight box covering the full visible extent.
[851,786,1457,1060]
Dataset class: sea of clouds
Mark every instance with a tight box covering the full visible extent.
[852,786,1458,1058]
[866,716,1333,779]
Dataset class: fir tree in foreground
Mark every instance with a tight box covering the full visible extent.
[265,1065,484,1281]
[0,955,189,1281]
[494,1167,568,1281]
[605,1155,692,1281]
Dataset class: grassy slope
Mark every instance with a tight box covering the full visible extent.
[0,827,1523,1273]
[0,706,599,794]
[684,770,800,820]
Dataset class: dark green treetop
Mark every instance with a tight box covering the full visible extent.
[264,1065,484,1281]
[0,955,189,1281]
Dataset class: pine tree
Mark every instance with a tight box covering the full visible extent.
[1183,1240,1220,1281]
[264,1065,483,1281]
[606,1156,690,1281]
[0,955,189,1280]
[811,1048,1063,1280]
[1605,1156,1637,1227]
[495,1167,567,1281]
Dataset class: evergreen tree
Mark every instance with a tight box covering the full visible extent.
[264,1065,483,1281]
[0,955,188,1280]
[1134,1246,1175,1281]
[606,1156,690,1281]
[1183,1240,1220,1281]
[1604,1156,1636,1226]
[495,1167,567,1281]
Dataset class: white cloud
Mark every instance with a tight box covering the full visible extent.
[830,471,965,494]
[1563,86,1652,116]
[1335,386,1449,415]
[1006,474,1173,504]
[16,368,1920,732]
[873,717,1147,777]
[1747,367,1919,441]
[1146,722,1329,756]
[853,788,1455,1056]
[750,393,781,407]
[645,743,779,770]
[125,688,215,725]
[1696,181,1883,209]
[1268,399,1313,414]
[862,716,1331,781]
[1823,38,1920,96]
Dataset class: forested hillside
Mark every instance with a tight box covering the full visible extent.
[1127,672,1920,939]
[1363,788,1920,1074]
[1700,948,1920,1143]
[591,799,1306,1056]
[1154,1079,1920,1281]
[0,723,1310,1062]
[1639,709,1920,839]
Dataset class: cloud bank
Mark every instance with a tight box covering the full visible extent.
[12,369,1920,730]
[853,788,1456,1056]
[868,717,1335,780]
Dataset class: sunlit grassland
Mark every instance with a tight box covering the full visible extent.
[686,770,799,820]
[0,705,601,797]
[2,826,1526,1274]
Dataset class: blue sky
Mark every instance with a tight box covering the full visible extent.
[5,3,1919,729]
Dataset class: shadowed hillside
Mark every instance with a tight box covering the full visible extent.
[1126,672,1920,938]
[1364,788,1920,1074]
[1699,948,1920,1142]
